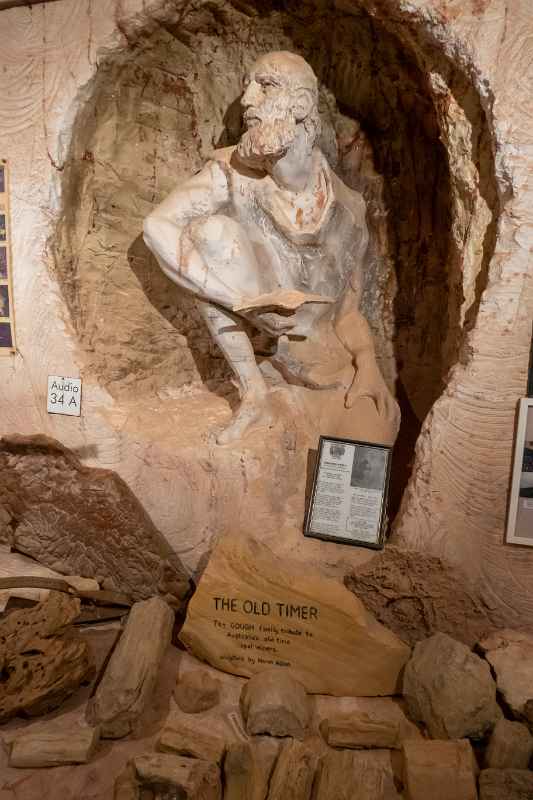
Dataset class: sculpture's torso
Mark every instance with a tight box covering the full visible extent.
[212,147,368,336]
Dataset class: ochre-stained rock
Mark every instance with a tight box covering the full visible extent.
[0,592,94,721]
[485,719,533,769]
[174,668,221,714]
[267,739,321,800]
[157,718,226,764]
[478,630,533,719]
[240,669,310,740]
[0,435,190,606]
[224,738,280,800]
[402,740,478,800]
[403,633,499,739]
[319,711,400,749]
[180,535,410,696]
[479,769,533,800]
[87,596,174,738]
[345,547,504,647]
[314,749,401,800]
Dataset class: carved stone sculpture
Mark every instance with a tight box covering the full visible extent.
[144,51,399,443]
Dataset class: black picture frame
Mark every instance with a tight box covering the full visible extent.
[304,435,392,550]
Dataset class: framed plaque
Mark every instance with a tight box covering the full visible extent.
[506,398,533,546]
[305,436,392,549]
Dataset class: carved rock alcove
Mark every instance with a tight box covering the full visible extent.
[52,0,504,607]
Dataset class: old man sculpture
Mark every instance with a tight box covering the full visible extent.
[144,51,398,443]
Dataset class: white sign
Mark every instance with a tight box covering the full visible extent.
[47,375,82,417]
[305,437,390,549]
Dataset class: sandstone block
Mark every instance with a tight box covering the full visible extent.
[403,740,477,800]
[9,724,99,768]
[87,596,174,737]
[479,768,533,800]
[478,630,533,719]
[315,749,401,799]
[0,592,94,721]
[132,754,221,799]
[485,718,533,769]
[157,718,226,763]
[320,710,400,749]
[267,739,321,800]
[180,535,410,696]
[224,737,280,800]
[240,669,310,739]
[174,668,221,714]
[0,435,190,606]
[403,633,498,739]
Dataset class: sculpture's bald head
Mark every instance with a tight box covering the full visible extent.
[249,51,318,95]
[238,51,321,168]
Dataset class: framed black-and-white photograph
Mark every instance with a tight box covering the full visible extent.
[305,436,392,549]
[506,398,533,546]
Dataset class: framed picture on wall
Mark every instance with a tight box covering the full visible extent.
[304,436,392,549]
[506,398,533,546]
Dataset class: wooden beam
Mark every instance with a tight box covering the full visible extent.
[0,0,61,10]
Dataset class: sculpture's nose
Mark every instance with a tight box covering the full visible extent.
[241,80,261,108]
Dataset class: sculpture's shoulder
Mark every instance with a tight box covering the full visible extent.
[328,167,367,227]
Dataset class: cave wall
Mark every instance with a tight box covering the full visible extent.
[0,0,532,627]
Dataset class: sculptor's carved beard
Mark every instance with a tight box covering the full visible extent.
[237,113,298,169]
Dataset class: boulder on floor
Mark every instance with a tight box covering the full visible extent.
[479,768,533,800]
[319,710,400,749]
[125,754,222,800]
[157,716,227,764]
[8,724,99,768]
[240,669,310,739]
[267,739,322,800]
[485,718,533,769]
[174,668,221,714]
[478,630,533,719]
[403,633,499,739]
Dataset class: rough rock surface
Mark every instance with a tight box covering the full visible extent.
[485,719,533,769]
[479,769,533,800]
[240,669,310,740]
[0,435,190,605]
[224,738,280,800]
[174,669,221,714]
[314,749,401,799]
[478,630,533,718]
[346,547,505,647]
[403,633,499,739]
[0,592,94,721]
[403,740,478,800]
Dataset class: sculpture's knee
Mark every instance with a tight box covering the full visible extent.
[188,215,255,266]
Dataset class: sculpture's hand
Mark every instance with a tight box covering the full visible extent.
[248,309,296,337]
[346,358,400,431]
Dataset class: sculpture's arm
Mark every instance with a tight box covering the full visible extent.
[143,161,238,309]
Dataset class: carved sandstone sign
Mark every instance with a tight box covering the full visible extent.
[180,537,410,696]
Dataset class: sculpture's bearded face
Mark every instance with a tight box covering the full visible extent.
[237,53,319,168]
